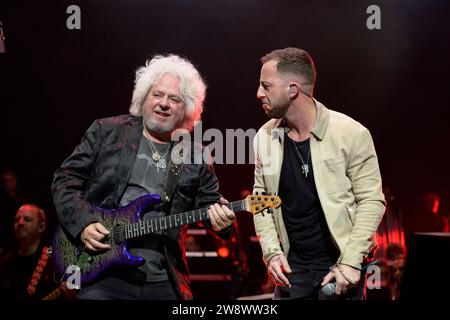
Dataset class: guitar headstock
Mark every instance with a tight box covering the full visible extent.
[245,194,281,215]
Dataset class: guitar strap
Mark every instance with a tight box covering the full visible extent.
[161,143,185,214]
[26,246,51,296]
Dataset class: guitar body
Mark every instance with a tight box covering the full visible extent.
[51,193,280,287]
[52,193,161,286]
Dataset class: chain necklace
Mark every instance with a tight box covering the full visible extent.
[143,129,172,171]
[291,138,311,178]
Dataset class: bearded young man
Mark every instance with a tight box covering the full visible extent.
[253,47,385,300]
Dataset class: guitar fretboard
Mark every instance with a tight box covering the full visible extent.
[42,285,65,300]
[113,200,246,243]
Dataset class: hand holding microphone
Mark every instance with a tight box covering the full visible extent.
[321,260,378,296]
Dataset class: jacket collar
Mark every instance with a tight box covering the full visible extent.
[310,98,329,141]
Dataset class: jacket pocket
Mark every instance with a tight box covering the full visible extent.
[321,158,350,194]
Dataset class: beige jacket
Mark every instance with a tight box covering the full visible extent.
[253,99,386,270]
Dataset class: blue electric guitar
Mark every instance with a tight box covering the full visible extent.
[52,193,281,286]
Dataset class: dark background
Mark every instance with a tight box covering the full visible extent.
[1,0,449,224]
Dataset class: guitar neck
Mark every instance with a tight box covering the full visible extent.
[42,285,64,300]
[120,200,247,241]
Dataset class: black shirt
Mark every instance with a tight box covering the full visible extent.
[0,245,59,300]
[279,133,339,269]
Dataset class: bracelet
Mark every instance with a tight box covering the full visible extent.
[337,264,357,285]
[339,262,362,271]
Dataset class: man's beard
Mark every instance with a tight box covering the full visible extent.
[267,98,291,119]
[144,116,178,134]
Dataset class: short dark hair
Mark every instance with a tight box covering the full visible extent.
[17,204,46,225]
[261,47,316,88]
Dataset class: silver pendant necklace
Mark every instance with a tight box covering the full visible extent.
[151,150,167,170]
[292,139,311,178]
[143,129,171,172]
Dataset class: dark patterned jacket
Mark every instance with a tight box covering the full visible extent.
[52,114,230,299]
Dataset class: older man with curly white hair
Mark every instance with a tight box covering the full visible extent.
[52,54,236,300]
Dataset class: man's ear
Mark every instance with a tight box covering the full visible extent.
[38,222,46,233]
[288,83,299,99]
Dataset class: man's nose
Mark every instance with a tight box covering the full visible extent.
[257,86,265,99]
[159,96,170,109]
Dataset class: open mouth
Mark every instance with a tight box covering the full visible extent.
[155,111,170,118]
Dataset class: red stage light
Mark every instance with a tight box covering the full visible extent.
[217,246,229,258]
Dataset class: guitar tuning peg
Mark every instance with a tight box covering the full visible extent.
[267,208,273,214]
[261,191,267,195]
[255,191,259,195]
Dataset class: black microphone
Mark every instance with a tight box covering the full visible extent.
[321,260,378,296]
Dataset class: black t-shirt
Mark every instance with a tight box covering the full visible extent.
[279,133,339,269]
[0,245,59,300]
